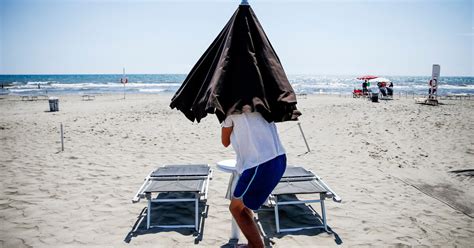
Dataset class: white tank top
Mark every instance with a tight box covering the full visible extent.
[221,112,286,174]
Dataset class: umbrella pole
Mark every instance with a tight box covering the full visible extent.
[122,67,126,100]
[297,122,310,153]
[60,123,64,152]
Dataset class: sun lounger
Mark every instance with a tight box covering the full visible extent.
[269,166,341,233]
[38,94,49,100]
[444,94,471,100]
[415,97,438,106]
[297,93,307,99]
[132,164,212,231]
[20,95,38,101]
[82,94,95,101]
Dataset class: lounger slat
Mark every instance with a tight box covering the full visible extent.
[279,177,316,182]
[151,164,210,177]
[282,166,315,178]
[149,175,209,181]
[144,179,205,193]
[272,180,327,195]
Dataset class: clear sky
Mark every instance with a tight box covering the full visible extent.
[0,0,472,76]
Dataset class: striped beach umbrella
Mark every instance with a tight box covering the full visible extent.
[357,75,378,80]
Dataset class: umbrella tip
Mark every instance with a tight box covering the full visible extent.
[240,0,249,5]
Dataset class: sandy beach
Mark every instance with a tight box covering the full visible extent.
[0,93,473,247]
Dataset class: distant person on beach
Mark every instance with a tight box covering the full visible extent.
[362,80,368,94]
[221,105,286,248]
[37,83,40,89]
[429,78,437,98]
[387,82,394,96]
[377,82,387,96]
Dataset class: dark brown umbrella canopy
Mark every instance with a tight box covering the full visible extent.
[170,4,301,123]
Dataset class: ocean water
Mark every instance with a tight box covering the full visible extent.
[0,74,473,96]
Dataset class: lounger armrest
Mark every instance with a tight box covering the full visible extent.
[132,192,146,203]
[312,172,342,203]
[323,192,341,203]
[132,170,154,203]
[201,169,213,200]
[132,196,141,203]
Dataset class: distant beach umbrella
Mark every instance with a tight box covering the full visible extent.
[170,1,301,123]
[357,75,378,80]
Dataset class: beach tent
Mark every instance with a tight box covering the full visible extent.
[170,0,301,123]
[368,77,391,84]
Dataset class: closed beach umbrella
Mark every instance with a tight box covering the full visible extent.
[170,0,301,123]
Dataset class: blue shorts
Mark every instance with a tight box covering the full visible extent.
[233,154,287,210]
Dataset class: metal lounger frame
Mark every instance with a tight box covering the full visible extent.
[132,165,212,231]
[270,169,341,233]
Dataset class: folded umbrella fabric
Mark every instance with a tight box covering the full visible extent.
[170,4,301,123]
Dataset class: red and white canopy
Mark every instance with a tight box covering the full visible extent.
[357,75,378,80]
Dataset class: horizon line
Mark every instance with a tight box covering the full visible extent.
[0,73,473,77]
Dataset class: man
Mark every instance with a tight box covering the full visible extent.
[221,105,287,248]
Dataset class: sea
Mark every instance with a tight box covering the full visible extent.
[0,74,473,96]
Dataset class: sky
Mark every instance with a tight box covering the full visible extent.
[0,0,472,76]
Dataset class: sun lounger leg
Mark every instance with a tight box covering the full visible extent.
[147,200,152,229]
[320,194,327,232]
[274,197,281,233]
[195,196,199,232]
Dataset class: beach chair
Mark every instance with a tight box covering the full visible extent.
[352,89,364,98]
[132,164,212,231]
[268,166,341,233]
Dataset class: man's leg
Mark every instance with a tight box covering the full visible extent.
[229,198,263,248]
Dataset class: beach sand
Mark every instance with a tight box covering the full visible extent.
[0,94,473,247]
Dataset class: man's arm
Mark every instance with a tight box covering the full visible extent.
[221,127,233,147]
